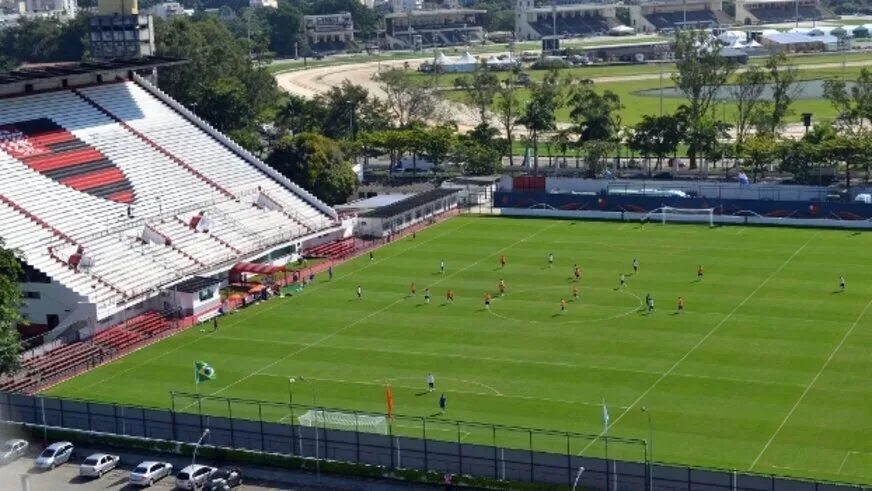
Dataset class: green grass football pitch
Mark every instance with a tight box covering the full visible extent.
[46,217,872,484]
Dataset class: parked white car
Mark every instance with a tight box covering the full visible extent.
[0,439,28,464]
[79,453,120,478]
[34,441,74,469]
[129,461,173,487]
[175,464,215,490]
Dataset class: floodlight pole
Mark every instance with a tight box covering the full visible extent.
[191,428,210,475]
[571,466,586,491]
[641,406,654,463]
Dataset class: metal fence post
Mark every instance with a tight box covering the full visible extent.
[197,393,204,433]
[355,412,360,464]
[687,466,691,491]
[493,425,498,480]
[422,417,429,472]
[258,404,265,456]
[141,405,146,438]
[529,429,534,482]
[566,432,572,487]
[227,399,235,448]
[85,401,91,431]
[59,398,65,428]
[457,421,463,476]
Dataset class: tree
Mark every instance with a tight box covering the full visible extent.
[315,81,389,140]
[276,94,328,135]
[419,125,457,172]
[267,133,358,204]
[568,85,623,144]
[730,65,767,146]
[373,68,442,127]
[824,68,872,135]
[757,53,799,135]
[0,241,22,377]
[455,141,502,176]
[517,70,564,171]
[455,63,501,125]
[671,30,737,168]
[740,134,778,183]
[198,78,253,132]
[629,114,682,173]
[360,130,409,176]
[493,82,521,166]
[156,17,277,133]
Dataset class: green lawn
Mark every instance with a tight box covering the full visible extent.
[442,64,870,125]
[47,217,872,485]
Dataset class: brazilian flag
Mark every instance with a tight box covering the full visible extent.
[194,361,216,384]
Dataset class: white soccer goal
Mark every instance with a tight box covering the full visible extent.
[297,409,388,435]
[644,206,715,227]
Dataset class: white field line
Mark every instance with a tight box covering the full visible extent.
[748,295,872,471]
[61,219,473,398]
[258,373,631,409]
[577,232,819,457]
[213,334,808,390]
[837,452,857,475]
[184,222,562,410]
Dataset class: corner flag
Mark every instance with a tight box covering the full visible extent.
[601,399,610,434]
[385,385,395,419]
[194,361,216,384]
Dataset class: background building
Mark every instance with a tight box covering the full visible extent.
[303,12,355,53]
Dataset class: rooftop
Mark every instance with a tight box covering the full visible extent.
[0,56,187,86]
[360,189,460,219]
[172,276,222,293]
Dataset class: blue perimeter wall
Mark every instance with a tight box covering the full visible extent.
[494,192,872,220]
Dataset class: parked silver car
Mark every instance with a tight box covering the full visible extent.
[79,453,120,478]
[34,441,74,470]
[0,439,28,464]
[175,464,215,490]
[129,461,173,487]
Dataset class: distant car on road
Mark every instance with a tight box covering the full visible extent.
[79,453,120,478]
[0,439,28,464]
[129,461,173,487]
[205,466,243,490]
[34,441,74,470]
[176,464,216,490]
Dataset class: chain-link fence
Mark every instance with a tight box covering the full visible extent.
[0,391,866,491]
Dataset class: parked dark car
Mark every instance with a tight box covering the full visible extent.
[205,467,242,490]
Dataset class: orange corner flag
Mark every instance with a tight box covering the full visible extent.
[385,384,395,419]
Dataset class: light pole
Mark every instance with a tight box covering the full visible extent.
[191,428,210,481]
[290,376,319,479]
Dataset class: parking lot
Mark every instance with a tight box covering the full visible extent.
[0,440,446,491]
[0,456,281,490]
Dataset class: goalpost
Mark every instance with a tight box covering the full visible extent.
[297,409,388,435]
[644,206,715,227]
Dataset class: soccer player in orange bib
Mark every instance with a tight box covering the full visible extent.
[500,255,507,268]
[485,292,492,309]
[572,284,579,301]
[446,289,454,302]
[498,279,506,296]
[410,282,416,296]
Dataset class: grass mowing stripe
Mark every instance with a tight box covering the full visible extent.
[577,231,819,457]
[748,295,872,471]
[187,221,562,408]
[213,333,807,389]
[55,218,474,399]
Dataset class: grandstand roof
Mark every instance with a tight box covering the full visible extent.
[360,188,460,218]
[384,8,486,18]
[0,57,187,86]
[172,276,221,293]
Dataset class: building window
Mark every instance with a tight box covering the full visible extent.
[23,291,40,299]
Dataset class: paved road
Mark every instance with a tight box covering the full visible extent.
[0,442,445,491]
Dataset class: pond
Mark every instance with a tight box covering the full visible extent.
[635,79,856,101]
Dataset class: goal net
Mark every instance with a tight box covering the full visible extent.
[297,409,388,435]
[644,206,715,227]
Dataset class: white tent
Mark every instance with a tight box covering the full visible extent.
[727,39,746,49]
[434,52,451,65]
[458,52,477,64]
[434,51,478,73]
[486,55,518,70]
[609,25,635,36]
[745,39,762,48]
[718,30,746,44]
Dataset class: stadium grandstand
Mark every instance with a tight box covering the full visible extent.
[302,12,356,54]
[515,0,621,40]
[734,0,829,25]
[629,0,732,32]
[0,58,343,392]
[383,8,486,49]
